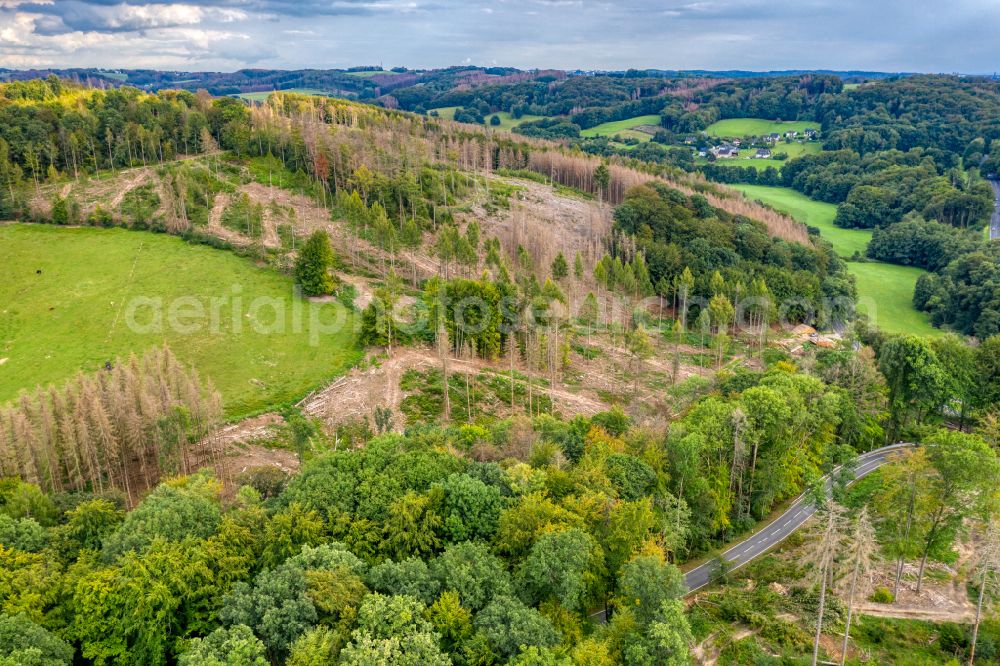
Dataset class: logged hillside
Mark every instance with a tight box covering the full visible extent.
[1,81,854,463]
[0,79,809,246]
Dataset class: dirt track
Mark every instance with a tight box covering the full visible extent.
[297,346,608,429]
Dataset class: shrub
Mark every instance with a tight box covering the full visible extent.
[869,587,894,603]
[591,407,631,437]
[237,466,290,499]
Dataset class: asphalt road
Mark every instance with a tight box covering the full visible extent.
[989,179,999,241]
[684,442,916,594]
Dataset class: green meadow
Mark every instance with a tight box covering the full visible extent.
[705,118,817,137]
[756,141,821,159]
[728,185,940,336]
[98,71,129,82]
[428,106,458,120]
[429,108,544,131]
[849,262,940,337]
[730,185,869,257]
[580,114,662,141]
[0,224,362,417]
[487,111,544,130]
[235,88,334,102]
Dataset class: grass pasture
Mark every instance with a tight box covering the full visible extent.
[98,71,128,82]
[580,115,662,141]
[486,111,544,130]
[705,118,817,138]
[235,88,335,102]
[429,108,545,131]
[730,185,868,257]
[850,262,939,337]
[0,224,361,417]
[728,184,940,337]
[767,141,822,159]
[428,106,458,120]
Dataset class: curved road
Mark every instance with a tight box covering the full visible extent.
[684,442,916,594]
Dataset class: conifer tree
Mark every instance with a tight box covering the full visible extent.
[550,252,568,281]
[593,164,610,203]
[294,230,336,296]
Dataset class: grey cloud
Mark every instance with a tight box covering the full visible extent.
[25,1,207,33]
[2,0,1000,73]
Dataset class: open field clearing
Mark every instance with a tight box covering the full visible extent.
[770,141,823,159]
[428,106,459,119]
[235,88,335,102]
[430,108,545,131]
[850,262,940,337]
[729,184,940,336]
[705,117,817,137]
[487,111,544,129]
[731,184,869,257]
[0,224,361,417]
[580,114,662,141]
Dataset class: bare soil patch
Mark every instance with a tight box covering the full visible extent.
[297,346,609,432]
[853,555,977,623]
[205,191,252,245]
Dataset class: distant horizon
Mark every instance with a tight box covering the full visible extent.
[1,1,997,73]
[2,65,994,78]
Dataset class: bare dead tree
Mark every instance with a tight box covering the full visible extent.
[970,519,1000,665]
[804,501,848,666]
[839,506,878,666]
[0,346,222,505]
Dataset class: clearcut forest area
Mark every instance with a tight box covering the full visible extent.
[0,68,999,666]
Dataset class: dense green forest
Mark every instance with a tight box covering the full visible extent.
[610,183,852,324]
[0,76,211,218]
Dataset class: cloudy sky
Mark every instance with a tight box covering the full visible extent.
[0,0,997,73]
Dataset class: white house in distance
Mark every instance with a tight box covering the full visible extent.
[755,148,772,159]
[710,145,739,158]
